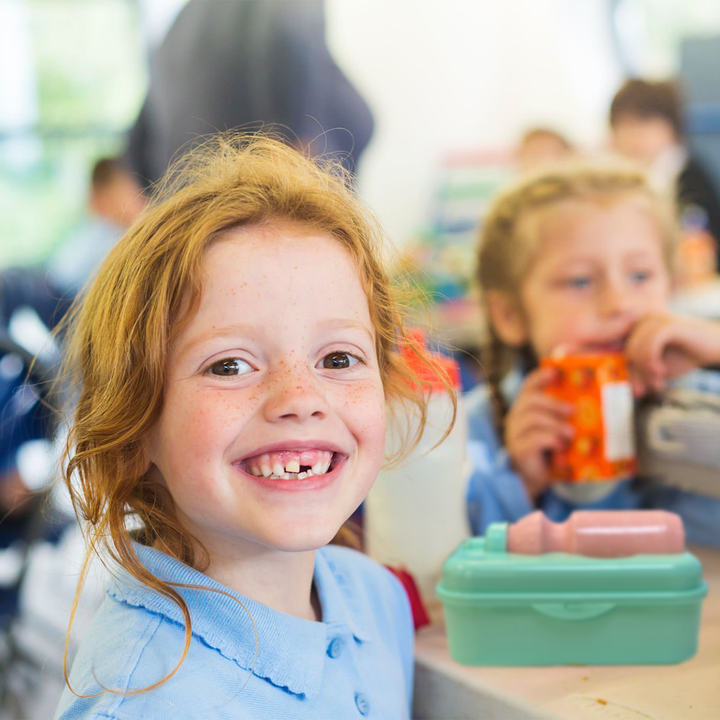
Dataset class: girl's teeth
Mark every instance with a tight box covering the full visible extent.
[245,452,335,478]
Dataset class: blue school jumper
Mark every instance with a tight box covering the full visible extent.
[55,543,413,720]
[466,369,720,548]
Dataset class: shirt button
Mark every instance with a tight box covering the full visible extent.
[327,637,343,658]
[355,692,370,716]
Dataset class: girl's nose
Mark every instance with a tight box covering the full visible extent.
[600,281,633,317]
[263,364,330,423]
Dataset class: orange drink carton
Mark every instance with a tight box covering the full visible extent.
[540,353,636,483]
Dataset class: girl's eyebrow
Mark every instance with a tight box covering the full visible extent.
[319,318,375,343]
[177,319,375,359]
[545,257,594,269]
[177,323,256,359]
[623,249,658,261]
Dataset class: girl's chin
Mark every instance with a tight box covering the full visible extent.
[255,517,354,553]
[262,531,343,553]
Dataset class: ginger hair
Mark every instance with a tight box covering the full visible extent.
[476,159,677,437]
[59,133,454,697]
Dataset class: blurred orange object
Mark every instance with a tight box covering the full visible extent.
[677,226,717,288]
[541,353,636,483]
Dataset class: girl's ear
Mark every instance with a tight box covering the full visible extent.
[142,426,169,487]
[142,428,158,474]
[485,290,529,347]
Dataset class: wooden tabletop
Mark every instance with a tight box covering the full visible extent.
[413,546,720,720]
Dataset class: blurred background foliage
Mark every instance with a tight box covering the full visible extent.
[0,0,146,267]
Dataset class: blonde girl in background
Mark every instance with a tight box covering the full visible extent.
[466,161,720,546]
[55,135,449,720]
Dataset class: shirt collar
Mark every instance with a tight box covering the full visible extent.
[501,366,523,402]
[106,543,368,698]
[315,547,370,643]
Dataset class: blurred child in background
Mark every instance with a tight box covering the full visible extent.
[0,157,145,335]
[48,157,146,297]
[0,158,145,539]
[466,161,720,547]
[0,156,145,718]
[610,78,720,277]
[515,127,573,175]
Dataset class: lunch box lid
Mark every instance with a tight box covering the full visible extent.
[437,536,706,603]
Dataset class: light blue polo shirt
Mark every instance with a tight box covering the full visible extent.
[55,543,414,719]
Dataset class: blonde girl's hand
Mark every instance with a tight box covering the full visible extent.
[504,366,574,501]
[626,314,720,396]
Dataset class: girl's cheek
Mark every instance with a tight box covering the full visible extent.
[176,389,255,436]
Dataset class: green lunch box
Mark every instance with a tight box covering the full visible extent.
[436,526,708,666]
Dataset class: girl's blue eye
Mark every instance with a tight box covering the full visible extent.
[319,352,360,370]
[207,358,252,377]
[567,276,592,289]
[630,270,651,283]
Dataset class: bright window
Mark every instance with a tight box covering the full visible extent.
[0,0,146,267]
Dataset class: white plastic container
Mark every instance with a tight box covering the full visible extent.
[365,337,471,612]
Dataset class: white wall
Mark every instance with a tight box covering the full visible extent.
[326,0,623,247]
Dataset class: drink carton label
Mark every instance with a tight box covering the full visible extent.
[541,353,637,483]
[601,381,635,462]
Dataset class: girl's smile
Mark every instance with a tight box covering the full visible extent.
[235,451,348,493]
[144,223,387,560]
[235,441,346,488]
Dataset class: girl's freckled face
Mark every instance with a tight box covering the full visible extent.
[145,225,386,555]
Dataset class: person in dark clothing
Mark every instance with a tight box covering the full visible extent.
[0,157,145,520]
[126,0,374,188]
[676,156,720,237]
[610,78,720,263]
